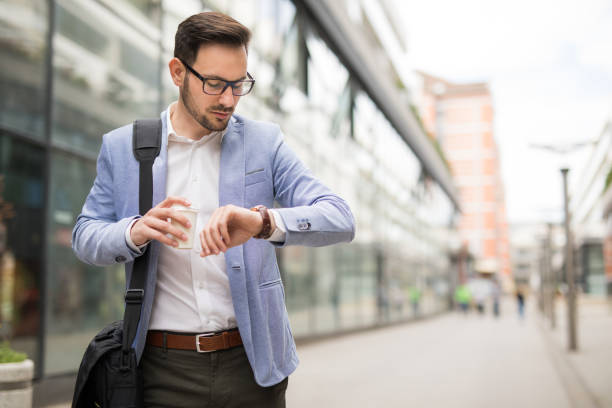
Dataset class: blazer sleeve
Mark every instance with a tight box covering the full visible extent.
[72,133,143,266]
[271,129,355,247]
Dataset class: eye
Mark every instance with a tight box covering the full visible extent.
[206,79,224,89]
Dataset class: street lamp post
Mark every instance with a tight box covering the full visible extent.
[547,223,556,329]
[561,168,577,351]
[540,224,554,327]
[539,235,549,319]
[529,141,588,350]
[538,242,546,314]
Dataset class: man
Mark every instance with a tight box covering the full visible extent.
[72,11,355,407]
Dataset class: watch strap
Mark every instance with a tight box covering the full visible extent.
[251,205,273,239]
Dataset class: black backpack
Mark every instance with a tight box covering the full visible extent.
[72,119,162,408]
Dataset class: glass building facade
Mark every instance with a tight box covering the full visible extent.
[0,0,457,380]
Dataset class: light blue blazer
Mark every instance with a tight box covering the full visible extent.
[72,110,355,387]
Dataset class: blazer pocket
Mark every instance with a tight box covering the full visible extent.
[259,278,281,289]
[245,168,267,186]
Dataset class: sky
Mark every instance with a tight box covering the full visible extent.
[393,0,612,224]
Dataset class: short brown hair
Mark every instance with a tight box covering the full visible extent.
[174,12,251,65]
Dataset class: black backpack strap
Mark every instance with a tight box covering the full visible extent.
[133,119,162,215]
[121,118,162,362]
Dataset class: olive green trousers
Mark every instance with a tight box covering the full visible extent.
[141,344,288,408]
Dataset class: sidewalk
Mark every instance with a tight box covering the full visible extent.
[41,297,612,408]
[286,297,612,408]
[540,295,612,408]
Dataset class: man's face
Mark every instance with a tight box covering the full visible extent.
[180,44,248,132]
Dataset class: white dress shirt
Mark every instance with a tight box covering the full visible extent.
[125,102,285,333]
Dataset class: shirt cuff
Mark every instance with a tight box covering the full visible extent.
[125,216,150,254]
[267,209,286,243]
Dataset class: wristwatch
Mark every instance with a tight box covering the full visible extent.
[250,205,273,239]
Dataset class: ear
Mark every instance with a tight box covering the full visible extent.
[169,58,185,87]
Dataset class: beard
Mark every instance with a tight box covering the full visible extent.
[180,75,233,132]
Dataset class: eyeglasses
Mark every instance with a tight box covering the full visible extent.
[180,59,255,96]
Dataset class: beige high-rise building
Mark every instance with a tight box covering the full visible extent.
[416,72,512,285]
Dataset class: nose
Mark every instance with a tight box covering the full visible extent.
[219,85,237,107]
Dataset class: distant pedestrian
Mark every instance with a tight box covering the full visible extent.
[409,286,421,317]
[377,284,390,322]
[491,280,501,318]
[516,288,525,319]
[454,284,471,314]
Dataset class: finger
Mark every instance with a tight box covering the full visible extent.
[148,208,191,228]
[219,210,231,249]
[147,207,173,221]
[208,209,227,253]
[215,208,230,251]
[173,213,193,229]
[201,211,220,255]
[202,224,220,255]
[144,216,188,242]
[157,196,177,208]
[158,196,192,208]
[146,207,175,222]
[199,230,211,257]
[141,224,179,247]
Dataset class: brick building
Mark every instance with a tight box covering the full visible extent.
[416,72,512,286]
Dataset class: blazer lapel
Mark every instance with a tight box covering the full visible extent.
[219,116,244,208]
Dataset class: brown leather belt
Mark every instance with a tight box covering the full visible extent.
[146,329,242,353]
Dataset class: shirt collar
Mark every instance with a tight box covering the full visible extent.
[166,102,229,143]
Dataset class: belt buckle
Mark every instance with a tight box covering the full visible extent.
[195,332,216,353]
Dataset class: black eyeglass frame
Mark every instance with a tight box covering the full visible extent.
[179,59,255,96]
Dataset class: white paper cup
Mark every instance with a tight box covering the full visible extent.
[171,205,198,249]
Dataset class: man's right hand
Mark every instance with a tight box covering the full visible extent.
[130,196,193,247]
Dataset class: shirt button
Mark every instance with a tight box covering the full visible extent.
[115,255,126,263]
